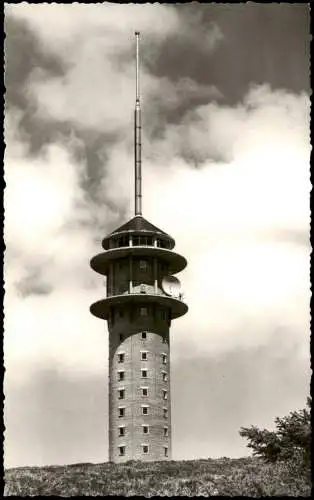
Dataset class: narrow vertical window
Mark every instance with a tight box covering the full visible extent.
[141,351,148,361]
[164,446,168,457]
[162,390,168,400]
[141,387,148,397]
[118,389,125,400]
[118,371,125,381]
[141,331,147,339]
[118,353,125,363]
[141,369,147,378]
[164,427,168,437]
[118,446,125,456]
[119,426,125,437]
[162,354,167,365]
[162,371,167,382]
[139,260,148,271]
[118,407,125,418]
[142,445,149,454]
[163,408,168,419]
[142,425,149,434]
[140,307,148,316]
[142,405,149,415]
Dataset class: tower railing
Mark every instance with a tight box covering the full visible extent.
[104,285,185,302]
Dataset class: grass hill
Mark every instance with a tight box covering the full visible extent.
[4,456,311,496]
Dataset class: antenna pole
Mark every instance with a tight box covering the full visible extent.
[134,31,142,216]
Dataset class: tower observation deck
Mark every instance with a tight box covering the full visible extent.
[90,32,188,463]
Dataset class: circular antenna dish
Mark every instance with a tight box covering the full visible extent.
[161,276,181,298]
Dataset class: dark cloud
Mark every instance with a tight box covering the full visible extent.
[4,5,309,170]
[4,16,65,110]
[4,16,69,154]
[151,4,310,106]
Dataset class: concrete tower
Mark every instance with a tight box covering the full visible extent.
[90,32,188,463]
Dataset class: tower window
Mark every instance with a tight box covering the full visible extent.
[141,331,147,339]
[142,445,149,454]
[118,371,125,381]
[142,405,149,415]
[164,427,168,437]
[141,351,148,361]
[162,371,167,382]
[140,307,148,316]
[118,389,125,400]
[141,369,147,378]
[133,236,140,246]
[118,353,125,363]
[164,446,168,457]
[142,425,149,434]
[118,446,126,456]
[162,390,168,400]
[118,407,125,418]
[116,236,128,248]
[141,387,148,397]
[139,260,148,271]
[162,354,167,365]
[163,408,168,419]
[119,426,125,437]
[161,310,167,320]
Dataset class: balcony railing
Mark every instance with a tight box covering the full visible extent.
[105,284,185,302]
[108,237,172,250]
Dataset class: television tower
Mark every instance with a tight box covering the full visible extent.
[90,32,188,462]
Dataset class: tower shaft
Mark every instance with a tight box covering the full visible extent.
[108,290,172,462]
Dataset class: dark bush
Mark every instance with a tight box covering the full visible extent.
[239,397,311,467]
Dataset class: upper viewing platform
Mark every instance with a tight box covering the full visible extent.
[91,216,186,276]
[102,216,175,250]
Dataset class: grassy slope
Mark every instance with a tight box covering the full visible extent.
[4,457,311,497]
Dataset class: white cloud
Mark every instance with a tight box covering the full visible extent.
[5,3,181,55]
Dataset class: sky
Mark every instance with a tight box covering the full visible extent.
[4,3,311,468]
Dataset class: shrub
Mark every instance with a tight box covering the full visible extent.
[239,397,311,467]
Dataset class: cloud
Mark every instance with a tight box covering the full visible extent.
[5,3,223,137]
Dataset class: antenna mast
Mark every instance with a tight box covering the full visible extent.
[134,31,142,216]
